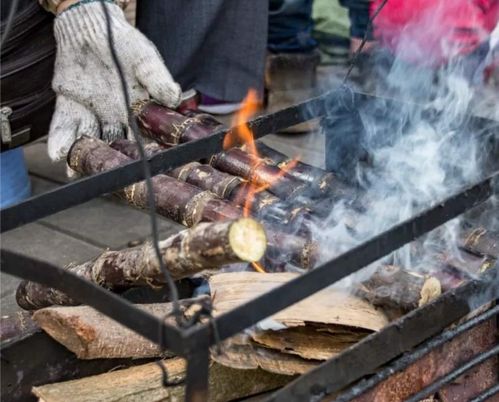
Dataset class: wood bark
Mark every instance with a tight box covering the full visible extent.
[32,357,291,402]
[355,265,441,313]
[16,219,266,310]
[69,137,318,269]
[31,300,208,359]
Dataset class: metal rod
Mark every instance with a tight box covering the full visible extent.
[333,305,499,402]
[184,343,211,402]
[469,383,499,402]
[184,174,495,346]
[265,266,499,402]
[405,344,499,402]
[0,249,186,355]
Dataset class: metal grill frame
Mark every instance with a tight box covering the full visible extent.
[1,88,498,401]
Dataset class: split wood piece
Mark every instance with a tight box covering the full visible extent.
[31,299,207,359]
[209,272,389,331]
[16,219,266,310]
[32,357,292,402]
[460,227,499,258]
[110,139,313,235]
[251,326,367,361]
[0,311,39,342]
[214,341,319,376]
[354,265,442,313]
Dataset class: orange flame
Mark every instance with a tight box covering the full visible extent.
[224,90,300,273]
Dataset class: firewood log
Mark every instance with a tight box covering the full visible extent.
[32,357,291,402]
[31,300,209,359]
[68,137,318,269]
[16,218,266,310]
[354,265,441,314]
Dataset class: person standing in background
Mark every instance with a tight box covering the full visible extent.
[136,0,269,115]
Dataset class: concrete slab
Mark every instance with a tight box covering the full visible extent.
[24,142,68,184]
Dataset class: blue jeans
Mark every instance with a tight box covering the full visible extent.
[339,0,372,39]
[268,0,317,53]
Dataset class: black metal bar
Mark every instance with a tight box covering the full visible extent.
[0,250,186,355]
[264,266,499,402]
[333,305,499,402]
[184,174,496,346]
[184,342,211,402]
[469,383,499,402]
[0,89,339,234]
[405,344,499,402]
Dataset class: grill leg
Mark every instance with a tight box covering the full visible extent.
[185,346,210,402]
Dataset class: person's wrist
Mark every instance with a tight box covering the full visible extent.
[55,0,122,15]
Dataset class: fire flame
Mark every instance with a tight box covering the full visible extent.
[224,90,300,273]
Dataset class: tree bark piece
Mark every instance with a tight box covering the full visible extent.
[68,137,318,269]
[32,357,292,402]
[355,265,441,313]
[31,299,207,359]
[16,219,266,310]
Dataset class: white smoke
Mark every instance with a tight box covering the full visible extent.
[315,4,498,287]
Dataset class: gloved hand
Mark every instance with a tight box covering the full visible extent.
[47,0,182,161]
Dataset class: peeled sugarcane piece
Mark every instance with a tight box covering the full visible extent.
[31,300,209,359]
[16,219,266,310]
[68,136,241,226]
[209,147,309,199]
[110,139,315,238]
[32,357,291,402]
[355,265,441,313]
[460,227,499,258]
[68,137,317,269]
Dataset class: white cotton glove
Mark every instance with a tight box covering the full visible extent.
[47,1,182,161]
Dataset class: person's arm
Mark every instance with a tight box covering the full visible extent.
[40,0,181,161]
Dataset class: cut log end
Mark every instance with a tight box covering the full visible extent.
[229,218,267,262]
[418,277,442,307]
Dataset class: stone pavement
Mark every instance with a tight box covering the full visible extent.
[0,126,326,315]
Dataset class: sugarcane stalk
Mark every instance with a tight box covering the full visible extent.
[68,137,318,269]
[132,102,311,199]
[110,139,314,237]
[16,218,267,310]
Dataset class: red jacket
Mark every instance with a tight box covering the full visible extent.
[371,0,499,66]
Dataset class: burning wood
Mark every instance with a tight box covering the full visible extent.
[460,227,499,258]
[16,218,266,310]
[0,311,39,342]
[209,272,389,375]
